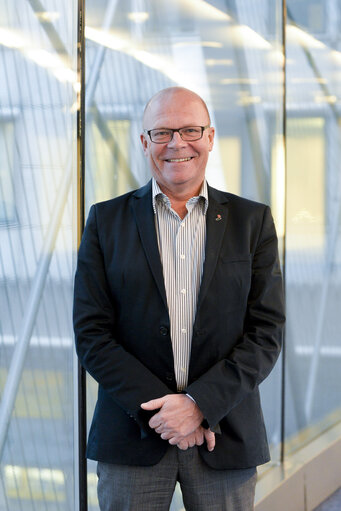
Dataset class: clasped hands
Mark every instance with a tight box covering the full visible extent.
[141,394,215,451]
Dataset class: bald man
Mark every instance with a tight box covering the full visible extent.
[73,87,285,510]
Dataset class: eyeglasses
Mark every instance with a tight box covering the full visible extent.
[144,125,210,144]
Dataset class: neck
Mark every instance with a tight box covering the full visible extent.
[156,181,203,202]
[156,180,204,220]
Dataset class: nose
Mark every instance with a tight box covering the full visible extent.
[167,131,187,148]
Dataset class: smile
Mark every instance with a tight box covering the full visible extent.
[165,157,193,162]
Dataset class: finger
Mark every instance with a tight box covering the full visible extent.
[204,430,215,452]
[207,433,215,451]
[141,397,165,410]
[149,412,169,429]
[177,441,189,451]
[148,414,161,428]
[168,437,179,446]
[160,432,174,440]
[188,438,195,448]
[195,431,204,446]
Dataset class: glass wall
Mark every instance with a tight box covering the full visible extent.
[0,1,77,509]
[284,0,341,453]
[0,1,340,510]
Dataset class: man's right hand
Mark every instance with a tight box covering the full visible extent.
[172,427,215,451]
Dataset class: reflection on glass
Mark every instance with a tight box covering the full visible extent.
[285,0,341,453]
[0,1,76,509]
[85,1,283,508]
[287,118,325,251]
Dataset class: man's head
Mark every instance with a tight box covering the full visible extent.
[140,87,215,196]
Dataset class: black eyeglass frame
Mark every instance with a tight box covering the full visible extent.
[144,125,211,144]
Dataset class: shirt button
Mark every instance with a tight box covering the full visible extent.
[159,326,168,336]
[180,289,186,294]
[180,367,186,373]
[180,254,185,259]
[181,328,187,334]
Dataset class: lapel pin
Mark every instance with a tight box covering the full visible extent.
[215,214,222,222]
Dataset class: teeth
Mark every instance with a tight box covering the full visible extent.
[167,157,192,162]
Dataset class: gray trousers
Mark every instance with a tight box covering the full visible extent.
[97,446,257,511]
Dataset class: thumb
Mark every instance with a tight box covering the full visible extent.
[141,397,166,410]
[204,429,215,452]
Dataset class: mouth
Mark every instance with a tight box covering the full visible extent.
[165,157,194,163]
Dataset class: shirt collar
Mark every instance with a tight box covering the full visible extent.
[152,178,209,215]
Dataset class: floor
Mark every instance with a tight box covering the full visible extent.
[313,487,341,511]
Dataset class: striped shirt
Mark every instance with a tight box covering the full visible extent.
[152,178,208,390]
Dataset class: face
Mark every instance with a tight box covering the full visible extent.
[140,90,215,196]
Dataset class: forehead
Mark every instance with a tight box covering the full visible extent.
[144,93,209,129]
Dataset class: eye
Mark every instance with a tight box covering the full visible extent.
[182,127,201,135]
[152,129,170,138]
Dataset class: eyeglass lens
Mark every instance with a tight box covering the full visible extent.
[150,126,203,143]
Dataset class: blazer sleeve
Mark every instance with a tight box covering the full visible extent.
[186,205,285,431]
[73,205,171,437]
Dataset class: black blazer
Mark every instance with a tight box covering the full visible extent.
[73,180,285,469]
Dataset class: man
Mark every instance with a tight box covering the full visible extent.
[73,87,285,510]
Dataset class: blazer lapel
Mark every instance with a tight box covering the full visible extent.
[196,187,230,314]
[130,181,168,309]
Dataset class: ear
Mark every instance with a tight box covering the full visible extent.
[140,132,149,156]
[208,127,215,152]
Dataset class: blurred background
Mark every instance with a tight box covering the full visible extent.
[0,0,340,509]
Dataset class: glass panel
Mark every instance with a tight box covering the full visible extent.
[287,0,326,34]
[85,0,284,508]
[0,0,77,509]
[285,0,341,454]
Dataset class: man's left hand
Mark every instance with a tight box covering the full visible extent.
[141,394,204,440]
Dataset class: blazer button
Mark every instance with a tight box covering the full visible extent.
[166,373,174,382]
[159,326,168,336]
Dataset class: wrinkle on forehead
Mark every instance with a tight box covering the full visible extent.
[143,87,211,128]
